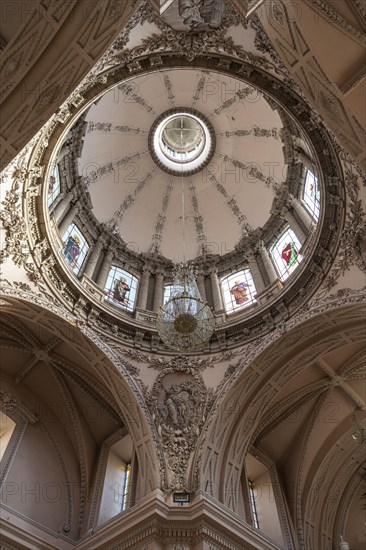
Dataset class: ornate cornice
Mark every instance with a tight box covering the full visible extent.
[14,49,347,354]
[0,390,37,424]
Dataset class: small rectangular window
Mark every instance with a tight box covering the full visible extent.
[121,463,131,511]
[48,164,61,207]
[302,170,320,219]
[249,480,259,529]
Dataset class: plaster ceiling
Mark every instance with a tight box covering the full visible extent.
[79,68,285,262]
[0,311,124,446]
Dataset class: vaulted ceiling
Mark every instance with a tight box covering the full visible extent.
[78,69,285,261]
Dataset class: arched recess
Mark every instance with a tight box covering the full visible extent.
[0,291,161,539]
[195,300,365,549]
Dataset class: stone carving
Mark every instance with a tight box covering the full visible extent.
[158,379,201,428]
[121,349,243,369]
[86,122,148,135]
[82,150,147,187]
[206,169,252,235]
[0,390,37,424]
[219,126,280,139]
[304,0,366,44]
[106,167,158,230]
[147,361,212,491]
[163,73,175,107]
[192,71,209,107]
[321,168,366,293]
[103,24,286,78]
[188,177,208,248]
[118,83,157,115]
[178,0,225,31]
[149,177,173,254]
[213,85,255,115]
[272,1,285,26]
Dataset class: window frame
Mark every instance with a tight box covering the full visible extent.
[269,226,302,282]
[301,169,320,220]
[121,462,131,512]
[248,479,260,529]
[220,269,257,314]
[104,266,139,313]
[61,223,89,275]
[47,163,62,208]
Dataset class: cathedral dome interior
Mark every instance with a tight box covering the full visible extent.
[0,1,365,550]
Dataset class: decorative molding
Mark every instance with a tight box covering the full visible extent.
[120,348,244,369]
[146,360,214,492]
[149,176,173,255]
[0,419,27,491]
[12,52,347,353]
[196,290,365,496]
[0,0,139,169]
[0,390,37,424]
[304,0,366,44]
[319,168,366,294]
[255,1,366,169]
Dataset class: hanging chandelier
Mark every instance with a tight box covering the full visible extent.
[155,119,215,352]
[156,263,215,351]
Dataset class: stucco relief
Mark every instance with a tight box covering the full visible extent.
[257,0,366,170]
[178,0,225,31]
[158,377,202,429]
[194,292,365,494]
[147,361,212,492]
[0,0,139,169]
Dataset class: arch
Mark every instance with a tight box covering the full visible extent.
[194,300,365,548]
[0,291,163,506]
[19,52,345,353]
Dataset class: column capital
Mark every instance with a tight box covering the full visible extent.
[103,247,114,260]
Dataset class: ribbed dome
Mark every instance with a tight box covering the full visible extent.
[78,68,286,263]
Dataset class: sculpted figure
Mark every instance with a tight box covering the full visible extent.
[179,0,224,31]
[162,381,201,427]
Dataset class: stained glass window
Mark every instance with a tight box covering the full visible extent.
[62,223,89,275]
[302,170,320,219]
[221,269,257,314]
[48,164,61,207]
[105,266,138,312]
[270,227,302,281]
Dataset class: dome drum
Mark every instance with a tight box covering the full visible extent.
[25,53,345,353]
